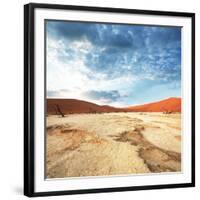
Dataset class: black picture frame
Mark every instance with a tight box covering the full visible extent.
[24,3,195,197]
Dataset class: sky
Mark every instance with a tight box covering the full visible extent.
[46,20,181,107]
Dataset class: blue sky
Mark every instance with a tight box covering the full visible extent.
[46,20,181,107]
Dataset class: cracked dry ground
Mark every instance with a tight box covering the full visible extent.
[46,113,181,178]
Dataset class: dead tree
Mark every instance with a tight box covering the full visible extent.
[162,107,168,114]
[162,107,172,114]
[54,105,58,115]
[55,104,65,117]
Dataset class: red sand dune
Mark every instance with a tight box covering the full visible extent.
[47,97,181,115]
[47,99,122,115]
[126,97,181,112]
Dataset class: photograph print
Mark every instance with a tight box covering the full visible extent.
[46,20,182,179]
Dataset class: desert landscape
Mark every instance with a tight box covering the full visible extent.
[46,97,181,178]
[45,21,182,179]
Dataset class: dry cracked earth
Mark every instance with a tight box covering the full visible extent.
[46,112,181,178]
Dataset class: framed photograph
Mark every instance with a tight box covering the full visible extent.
[24,3,195,197]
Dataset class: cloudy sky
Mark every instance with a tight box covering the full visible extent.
[46,20,181,107]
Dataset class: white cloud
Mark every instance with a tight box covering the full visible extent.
[46,36,136,106]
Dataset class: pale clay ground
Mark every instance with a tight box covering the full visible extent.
[46,112,181,178]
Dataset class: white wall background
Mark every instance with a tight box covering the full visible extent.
[0,0,199,199]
